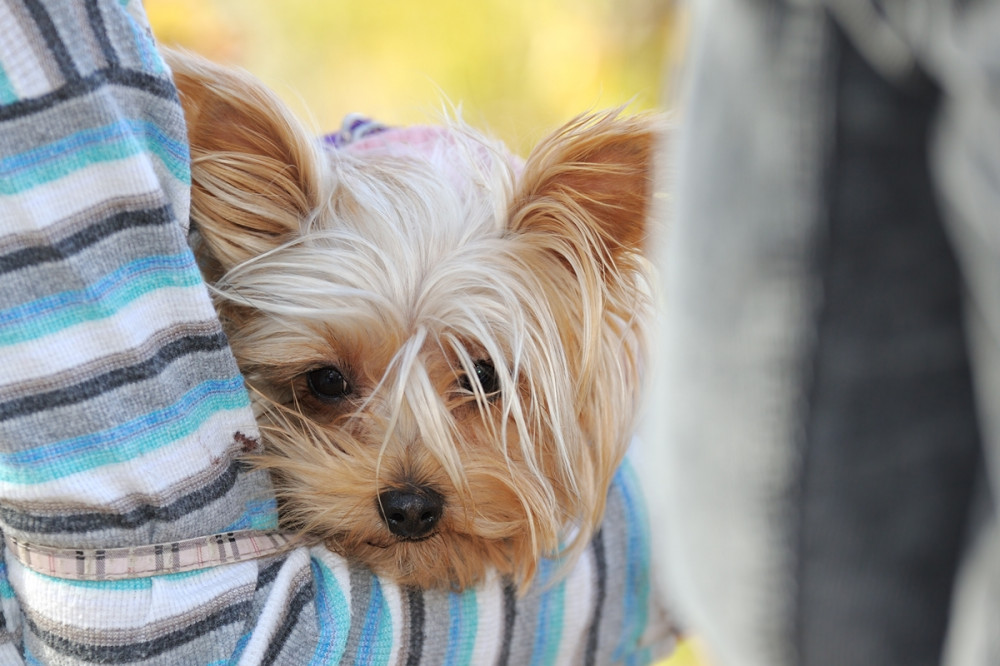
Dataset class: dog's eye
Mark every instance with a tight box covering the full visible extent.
[306,366,352,401]
[459,360,500,397]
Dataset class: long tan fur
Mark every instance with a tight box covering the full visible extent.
[167,48,658,591]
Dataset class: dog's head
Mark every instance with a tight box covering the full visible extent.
[168,49,657,590]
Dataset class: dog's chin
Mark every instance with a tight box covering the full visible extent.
[363,536,432,548]
[330,530,528,590]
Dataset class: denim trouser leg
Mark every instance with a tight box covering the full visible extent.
[795,24,982,665]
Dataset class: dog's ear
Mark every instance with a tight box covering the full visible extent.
[506,112,659,563]
[509,111,659,267]
[165,49,321,275]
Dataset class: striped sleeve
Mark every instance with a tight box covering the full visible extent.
[0,1,675,663]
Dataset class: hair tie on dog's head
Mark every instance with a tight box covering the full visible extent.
[322,114,523,193]
[327,116,456,159]
[322,113,391,149]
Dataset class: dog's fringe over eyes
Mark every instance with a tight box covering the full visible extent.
[167,47,660,592]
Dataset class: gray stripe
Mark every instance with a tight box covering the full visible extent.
[1,464,276,553]
[591,476,630,664]
[12,0,69,89]
[260,566,317,666]
[23,600,252,662]
[43,0,110,77]
[509,576,543,662]
[0,191,167,258]
[0,454,248,534]
[21,578,257,646]
[0,344,247,453]
[0,75,181,160]
[83,0,118,69]
[0,435,255,528]
[22,0,78,80]
[342,564,376,664]
[0,204,175,278]
[581,529,607,666]
[229,557,317,666]
[497,581,516,666]
[0,210,194,312]
[0,318,223,403]
[0,332,231,422]
[90,0,156,74]
[405,586,424,666]
[0,64,178,124]
[415,586,452,665]
[257,557,288,589]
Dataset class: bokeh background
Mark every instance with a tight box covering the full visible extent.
[146,0,680,153]
[146,2,698,664]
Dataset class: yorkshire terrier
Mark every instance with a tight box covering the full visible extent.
[166,49,657,591]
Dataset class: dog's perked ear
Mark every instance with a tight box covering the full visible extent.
[165,49,321,276]
[509,111,658,266]
[500,112,658,568]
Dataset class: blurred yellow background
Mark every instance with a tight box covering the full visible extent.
[145,0,677,154]
[146,2,696,664]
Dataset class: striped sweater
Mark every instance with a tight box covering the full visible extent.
[0,1,674,663]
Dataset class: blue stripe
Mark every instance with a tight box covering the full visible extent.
[613,460,652,661]
[443,588,477,666]
[33,574,156,591]
[0,118,188,193]
[1,118,183,173]
[225,631,252,666]
[530,558,565,666]
[30,566,211,591]
[23,642,41,666]
[0,253,204,346]
[0,62,17,104]
[353,574,392,666]
[0,252,195,322]
[221,498,280,532]
[0,560,12,600]
[308,558,350,665]
[122,3,160,72]
[624,646,652,666]
[0,377,250,484]
[445,594,462,666]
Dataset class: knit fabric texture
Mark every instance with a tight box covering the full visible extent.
[0,1,672,663]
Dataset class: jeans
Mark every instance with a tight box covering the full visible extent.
[646,2,1000,664]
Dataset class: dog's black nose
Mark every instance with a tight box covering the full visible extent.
[377,488,443,539]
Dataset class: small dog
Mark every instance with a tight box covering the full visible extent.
[167,49,657,590]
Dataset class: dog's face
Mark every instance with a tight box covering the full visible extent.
[168,50,656,590]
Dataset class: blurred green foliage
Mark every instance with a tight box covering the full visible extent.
[146,0,678,154]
